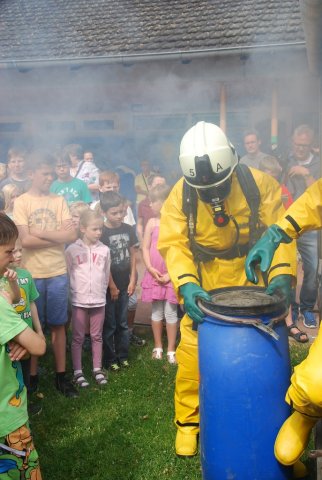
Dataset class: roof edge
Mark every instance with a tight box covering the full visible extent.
[0,42,306,70]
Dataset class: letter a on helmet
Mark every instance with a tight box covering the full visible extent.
[179,121,238,189]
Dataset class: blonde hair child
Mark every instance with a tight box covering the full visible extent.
[3,183,21,218]
[65,209,110,387]
[69,201,90,229]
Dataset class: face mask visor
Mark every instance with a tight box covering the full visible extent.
[197,179,232,204]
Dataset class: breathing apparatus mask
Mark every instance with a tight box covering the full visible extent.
[179,121,238,228]
[197,180,231,227]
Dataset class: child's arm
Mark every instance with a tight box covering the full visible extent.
[10,327,46,360]
[108,273,120,301]
[29,219,77,244]
[14,199,57,248]
[142,219,162,281]
[65,248,73,275]
[127,246,137,296]
[18,225,57,249]
[136,216,144,244]
[3,268,21,303]
[104,248,111,287]
[30,302,45,339]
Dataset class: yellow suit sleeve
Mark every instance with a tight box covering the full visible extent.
[276,178,322,239]
[250,169,297,282]
[158,179,200,299]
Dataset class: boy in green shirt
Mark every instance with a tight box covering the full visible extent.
[0,213,46,479]
[11,237,44,396]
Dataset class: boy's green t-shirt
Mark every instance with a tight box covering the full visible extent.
[50,177,92,204]
[12,267,39,329]
[0,296,28,437]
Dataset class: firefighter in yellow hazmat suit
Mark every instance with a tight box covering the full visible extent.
[158,121,296,458]
[246,178,322,467]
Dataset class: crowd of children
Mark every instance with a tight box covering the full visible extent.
[0,144,178,476]
[0,146,177,394]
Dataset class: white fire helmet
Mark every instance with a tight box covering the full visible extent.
[179,121,238,189]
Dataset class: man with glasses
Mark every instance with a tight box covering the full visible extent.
[285,124,320,328]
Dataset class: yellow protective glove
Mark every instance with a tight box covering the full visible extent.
[245,225,292,284]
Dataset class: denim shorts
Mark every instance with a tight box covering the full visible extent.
[128,292,138,311]
[34,274,68,326]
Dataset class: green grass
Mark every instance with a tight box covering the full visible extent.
[31,337,311,480]
[31,334,202,480]
[290,340,310,369]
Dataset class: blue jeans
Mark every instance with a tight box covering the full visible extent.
[103,289,129,366]
[292,231,318,312]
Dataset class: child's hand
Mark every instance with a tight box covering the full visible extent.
[148,267,163,281]
[159,273,170,284]
[7,341,29,361]
[4,269,17,282]
[109,285,120,301]
[127,280,136,297]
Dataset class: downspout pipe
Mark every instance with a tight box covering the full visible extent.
[299,0,322,75]
[0,42,306,70]
[300,1,322,269]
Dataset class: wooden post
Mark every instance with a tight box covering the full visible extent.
[220,84,227,133]
[271,84,278,151]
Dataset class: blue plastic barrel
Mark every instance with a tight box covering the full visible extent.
[198,287,292,480]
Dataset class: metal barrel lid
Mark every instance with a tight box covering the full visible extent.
[199,286,287,318]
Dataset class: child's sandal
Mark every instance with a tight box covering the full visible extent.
[167,351,177,365]
[93,369,108,385]
[152,347,163,360]
[73,373,89,388]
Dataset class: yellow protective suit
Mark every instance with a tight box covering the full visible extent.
[267,178,322,466]
[275,178,322,418]
[158,170,296,435]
